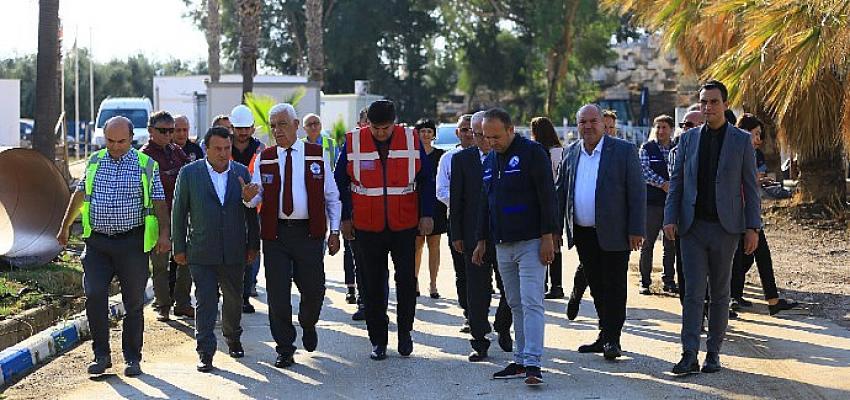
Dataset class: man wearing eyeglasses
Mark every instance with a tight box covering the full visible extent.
[140,110,193,322]
[302,113,338,170]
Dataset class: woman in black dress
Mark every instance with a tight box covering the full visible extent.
[414,118,448,298]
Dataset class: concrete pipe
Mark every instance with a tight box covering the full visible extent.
[0,149,70,267]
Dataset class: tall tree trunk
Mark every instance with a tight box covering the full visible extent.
[544,0,579,116]
[206,0,221,83]
[305,0,324,87]
[238,0,261,102]
[33,0,60,162]
[794,143,847,214]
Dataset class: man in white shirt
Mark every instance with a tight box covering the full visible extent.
[556,104,645,361]
[435,113,475,332]
[241,103,341,369]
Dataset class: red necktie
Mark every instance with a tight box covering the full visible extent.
[283,147,293,216]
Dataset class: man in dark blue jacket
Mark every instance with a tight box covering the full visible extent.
[472,108,556,386]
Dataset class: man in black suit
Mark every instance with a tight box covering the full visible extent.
[450,111,513,362]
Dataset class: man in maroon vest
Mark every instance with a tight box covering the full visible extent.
[241,103,341,369]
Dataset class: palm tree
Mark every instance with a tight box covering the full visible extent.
[238,0,261,102]
[305,0,325,88]
[603,0,849,211]
[206,0,222,83]
[33,0,61,162]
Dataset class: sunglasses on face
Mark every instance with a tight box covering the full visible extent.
[679,121,696,129]
[153,127,174,134]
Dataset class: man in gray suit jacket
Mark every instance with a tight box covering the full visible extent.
[664,80,760,375]
[556,104,646,361]
[172,126,260,372]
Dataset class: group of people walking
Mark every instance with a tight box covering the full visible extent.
[56,79,797,386]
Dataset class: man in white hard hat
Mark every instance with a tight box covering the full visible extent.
[229,104,266,313]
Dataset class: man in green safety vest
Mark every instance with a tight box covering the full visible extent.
[57,116,171,378]
[302,113,338,170]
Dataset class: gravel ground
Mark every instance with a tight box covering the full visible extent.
[759,208,850,327]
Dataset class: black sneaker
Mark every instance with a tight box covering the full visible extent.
[701,351,721,373]
[370,345,387,361]
[524,366,544,385]
[398,331,413,357]
[492,363,526,380]
[242,299,255,314]
[87,356,112,375]
[735,297,753,307]
[672,351,700,375]
[639,285,651,295]
[124,360,142,377]
[578,340,604,353]
[769,298,799,316]
[663,284,679,294]
[345,290,357,304]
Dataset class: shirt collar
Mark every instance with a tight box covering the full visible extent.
[581,135,605,156]
[206,159,230,174]
[278,139,303,153]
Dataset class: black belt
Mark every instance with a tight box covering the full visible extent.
[92,225,144,239]
[278,219,309,227]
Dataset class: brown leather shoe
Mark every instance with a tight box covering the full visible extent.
[174,306,195,319]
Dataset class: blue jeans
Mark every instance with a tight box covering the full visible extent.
[496,238,546,367]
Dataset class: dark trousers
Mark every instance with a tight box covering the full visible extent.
[82,228,150,362]
[168,256,193,309]
[344,239,356,286]
[675,237,685,304]
[570,263,588,301]
[545,252,563,290]
[356,228,417,347]
[464,243,512,352]
[264,222,326,356]
[242,255,261,299]
[573,226,630,345]
[190,263,244,357]
[449,233,468,316]
[639,205,676,287]
[731,230,778,300]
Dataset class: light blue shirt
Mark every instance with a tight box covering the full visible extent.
[574,135,605,227]
[206,159,230,205]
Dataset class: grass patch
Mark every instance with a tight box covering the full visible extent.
[0,260,83,318]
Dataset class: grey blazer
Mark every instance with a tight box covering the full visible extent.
[663,124,761,235]
[556,136,646,252]
[171,160,260,266]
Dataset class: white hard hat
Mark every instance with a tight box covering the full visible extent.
[230,105,254,128]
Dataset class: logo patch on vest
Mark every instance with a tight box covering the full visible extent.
[310,162,322,176]
[508,155,520,168]
[360,160,377,171]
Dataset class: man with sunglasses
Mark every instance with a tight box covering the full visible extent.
[141,110,193,322]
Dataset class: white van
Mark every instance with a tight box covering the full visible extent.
[90,97,153,149]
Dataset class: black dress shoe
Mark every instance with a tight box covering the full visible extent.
[663,284,679,294]
[459,319,471,333]
[769,298,799,316]
[242,299,255,314]
[672,350,700,375]
[578,340,604,353]
[468,350,488,362]
[497,331,513,352]
[544,287,564,299]
[352,308,366,321]
[369,345,387,360]
[274,353,295,368]
[603,342,622,360]
[734,297,753,307]
[302,327,318,352]
[345,291,357,304]
[701,352,721,373]
[429,291,441,299]
[228,342,245,358]
[398,332,413,357]
[566,297,580,320]
[197,355,214,373]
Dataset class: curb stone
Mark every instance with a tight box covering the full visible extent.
[0,282,154,386]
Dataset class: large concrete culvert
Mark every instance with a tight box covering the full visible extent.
[0,149,70,267]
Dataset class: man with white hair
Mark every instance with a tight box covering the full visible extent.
[241,103,341,368]
[301,113,338,169]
